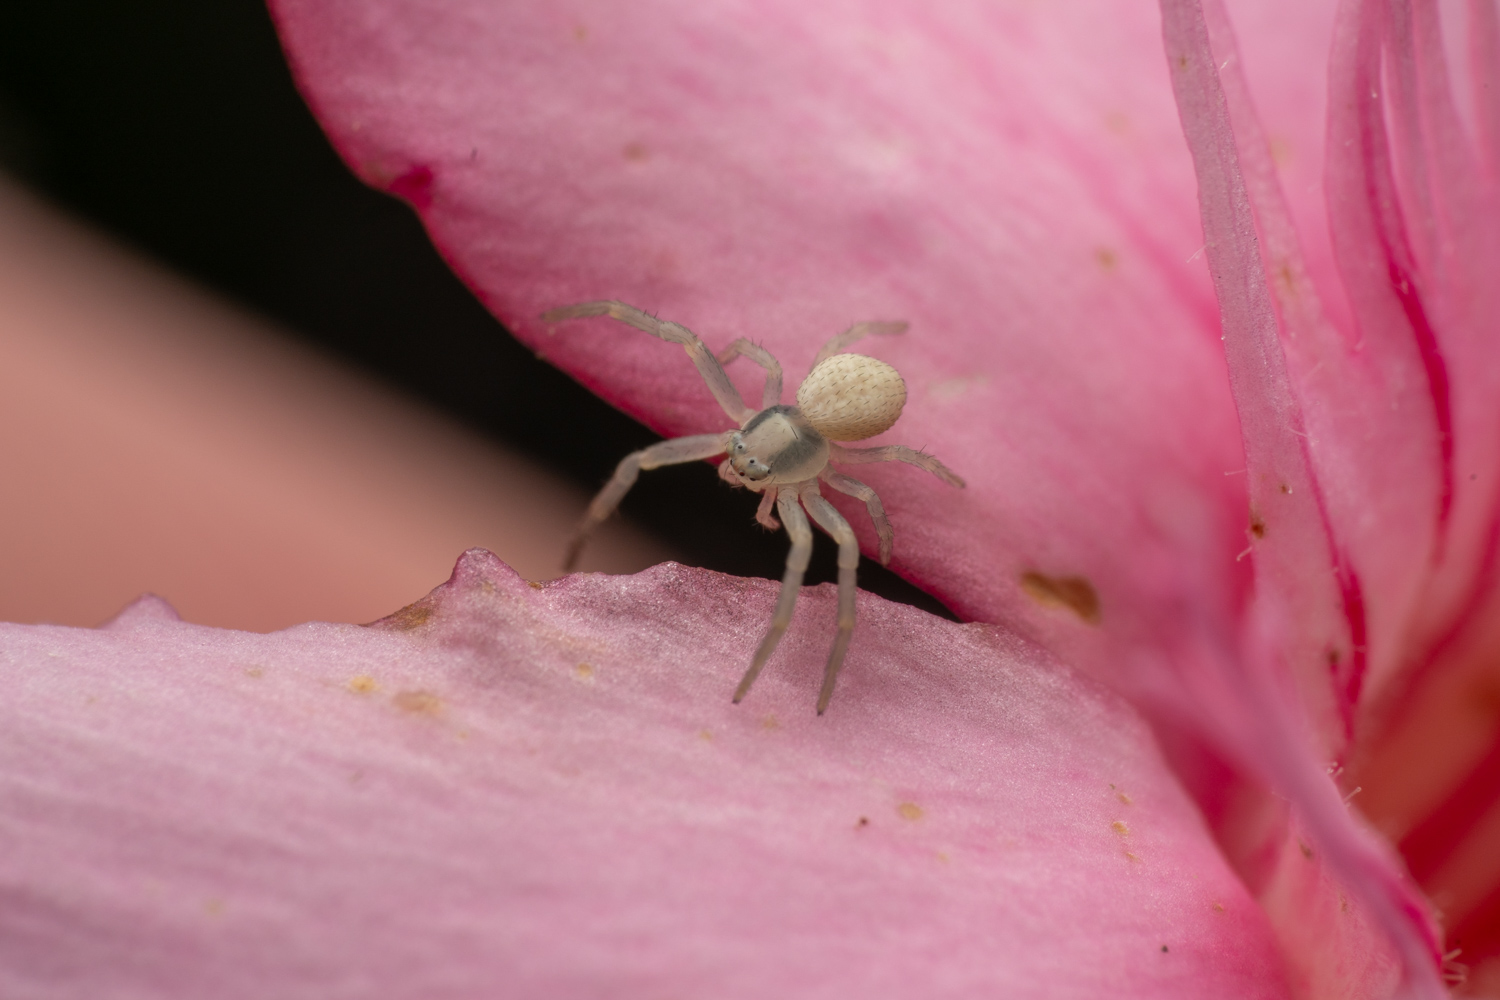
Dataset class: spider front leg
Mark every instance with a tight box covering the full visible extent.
[812,320,908,366]
[830,443,966,488]
[718,339,782,410]
[543,301,755,422]
[565,433,729,571]
[819,468,893,565]
[733,488,812,705]
[800,486,859,714]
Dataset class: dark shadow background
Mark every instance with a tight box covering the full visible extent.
[0,0,952,619]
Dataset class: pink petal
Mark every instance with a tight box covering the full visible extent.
[1158,0,1479,993]
[0,552,1290,998]
[268,0,1257,677]
[1301,0,1500,977]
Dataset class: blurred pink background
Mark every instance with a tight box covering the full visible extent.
[0,180,668,631]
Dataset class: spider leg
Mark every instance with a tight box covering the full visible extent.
[812,320,907,367]
[754,487,781,531]
[801,486,858,715]
[819,468,892,564]
[733,489,812,705]
[564,433,729,571]
[542,301,754,422]
[829,443,966,488]
[718,338,783,409]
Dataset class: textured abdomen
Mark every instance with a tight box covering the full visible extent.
[795,354,907,441]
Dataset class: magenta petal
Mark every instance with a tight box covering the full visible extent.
[1164,0,1361,753]
[1323,0,1500,706]
[1,552,1289,997]
[1159,1,1445,994]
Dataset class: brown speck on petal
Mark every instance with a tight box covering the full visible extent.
[573,662,594,682]
[392,690,443,715]
[1112,820,1130,836]
[347,675,379,695]
[1020,572,1101,625]
[897,802,924,821]
[366,600,435,631]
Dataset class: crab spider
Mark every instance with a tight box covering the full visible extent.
[543,300,964,714]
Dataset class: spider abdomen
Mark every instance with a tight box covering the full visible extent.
[796,353,907,441]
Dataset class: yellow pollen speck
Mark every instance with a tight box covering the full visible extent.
[1125,851,1142,863]
[527,580,544,590]
[481,580,497,594]
[244,666,264,679]
[936,851,951,863]
[897,802,924,821]
[1117,792,1132,805]
[1212,902,1226,913]
[204,898,225,917]
[347,675,379,695]
[761,715,781,730]
[393,690,442,715]
[1096,247,1119,271]
[574,662,595,681]
[1112,820,1130,836]
[698,729,713,742]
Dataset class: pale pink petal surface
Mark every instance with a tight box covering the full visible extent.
[0,552,1290,998]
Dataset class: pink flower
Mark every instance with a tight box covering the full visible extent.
[3,0,1495,996]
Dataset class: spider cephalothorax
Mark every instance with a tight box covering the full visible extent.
[544,301,964,713]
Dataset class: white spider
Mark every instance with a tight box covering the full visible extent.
[544,301,965,713]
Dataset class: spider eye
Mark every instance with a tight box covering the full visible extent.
[733,441,746,453]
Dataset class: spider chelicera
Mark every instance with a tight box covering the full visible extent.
[544,301,964,713]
